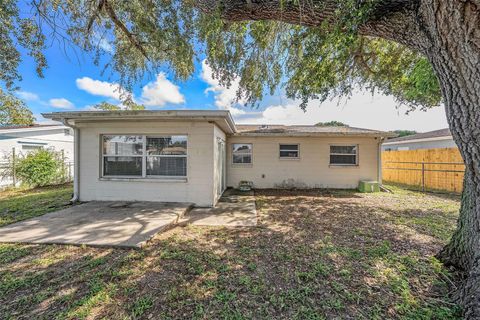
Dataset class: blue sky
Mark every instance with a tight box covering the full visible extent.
[14,31,448,132]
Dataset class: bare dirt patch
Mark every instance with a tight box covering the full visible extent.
[0,186,461,319]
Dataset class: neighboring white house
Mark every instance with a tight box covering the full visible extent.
[382,128,456,151]
[0,124,74,187]
[43,110,394,207]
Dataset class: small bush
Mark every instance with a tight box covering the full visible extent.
[14,149,67,187]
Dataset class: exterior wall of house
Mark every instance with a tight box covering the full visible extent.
[382,138,457,151]
[0,128,74,160]
[77,121,217,206]
[213,124,227,205]
[227,136,380,189]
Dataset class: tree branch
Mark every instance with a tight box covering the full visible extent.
[98,0,149,60]
[87,0,105,33]
[195,0,429,53]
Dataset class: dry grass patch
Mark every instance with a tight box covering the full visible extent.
[0,185,461,319]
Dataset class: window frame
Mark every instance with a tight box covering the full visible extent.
[329,144,359,166]
[279,143,300,159]
[100,134,188,179]
[231,143,253,165]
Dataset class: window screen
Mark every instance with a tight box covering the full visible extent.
[279,144,299,158]
[232,143,252,164]
[330,145,358,165]
[146,136,187,176]
[102,135,187,177]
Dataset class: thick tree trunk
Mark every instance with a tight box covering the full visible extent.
[412,1,480,318]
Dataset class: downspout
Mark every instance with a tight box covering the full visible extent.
[377,137,385,184]
[62,119,80,203]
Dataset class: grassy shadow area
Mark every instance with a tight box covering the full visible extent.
[0,185,462,319]
[0,184,73,226]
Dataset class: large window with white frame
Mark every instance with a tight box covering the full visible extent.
[329,145,358,165]
[232,143,252,164]
[102,135,187,178]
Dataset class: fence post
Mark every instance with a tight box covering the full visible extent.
[12,147,16,187]
[421,162,425,192]
[61,149,65,183]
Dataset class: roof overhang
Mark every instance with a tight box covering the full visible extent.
[42,110,237,134]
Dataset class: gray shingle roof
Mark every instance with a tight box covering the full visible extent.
[235,124,394,137]
[386,128,451,143]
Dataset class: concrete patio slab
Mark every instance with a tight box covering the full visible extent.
[0,201,192,248]
[185,189,257,226]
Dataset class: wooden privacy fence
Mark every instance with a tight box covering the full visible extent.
[382,148,465,193]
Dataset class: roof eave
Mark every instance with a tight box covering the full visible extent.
[233,132,395,138]
[41,110,237,134]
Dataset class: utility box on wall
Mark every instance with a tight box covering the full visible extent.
[358,180,380,193]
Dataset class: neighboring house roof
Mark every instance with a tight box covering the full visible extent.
[42,110,394,138]
[0,124,66,135]
[383,128,452,145]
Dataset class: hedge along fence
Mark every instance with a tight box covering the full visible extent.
[382,148,465,193]
[0,148,73,188]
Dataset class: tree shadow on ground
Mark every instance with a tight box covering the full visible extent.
[0,189,462,319]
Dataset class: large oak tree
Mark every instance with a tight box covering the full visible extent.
[2,0,479,317]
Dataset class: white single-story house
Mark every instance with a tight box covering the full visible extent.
[382,128,456,151]
[43,110,395,207]
[0,124,74,158]
[0,124,74,187]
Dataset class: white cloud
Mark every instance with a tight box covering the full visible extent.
[82,105,97,111]
[93,32,113,53]
[33,113,60,125]
[16,91,39,101]
[198,60,447,132]
[236,92,448,132]
[49,98,75,109]
[200,60,247,116]
[140,73,185,107]
[76,77,126,100]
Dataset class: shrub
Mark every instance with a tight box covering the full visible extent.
[14,149,66,187]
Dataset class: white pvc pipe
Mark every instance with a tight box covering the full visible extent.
[62,119,79,203]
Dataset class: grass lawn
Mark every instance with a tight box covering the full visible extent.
[0,185,462,319]
[0,184,73,227]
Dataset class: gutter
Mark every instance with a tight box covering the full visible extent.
[61,119,80,203]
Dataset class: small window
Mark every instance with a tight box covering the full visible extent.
[21,145,43,151]
[232,143,252,164]
[279,144,299,158]
[330,145,358,165]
